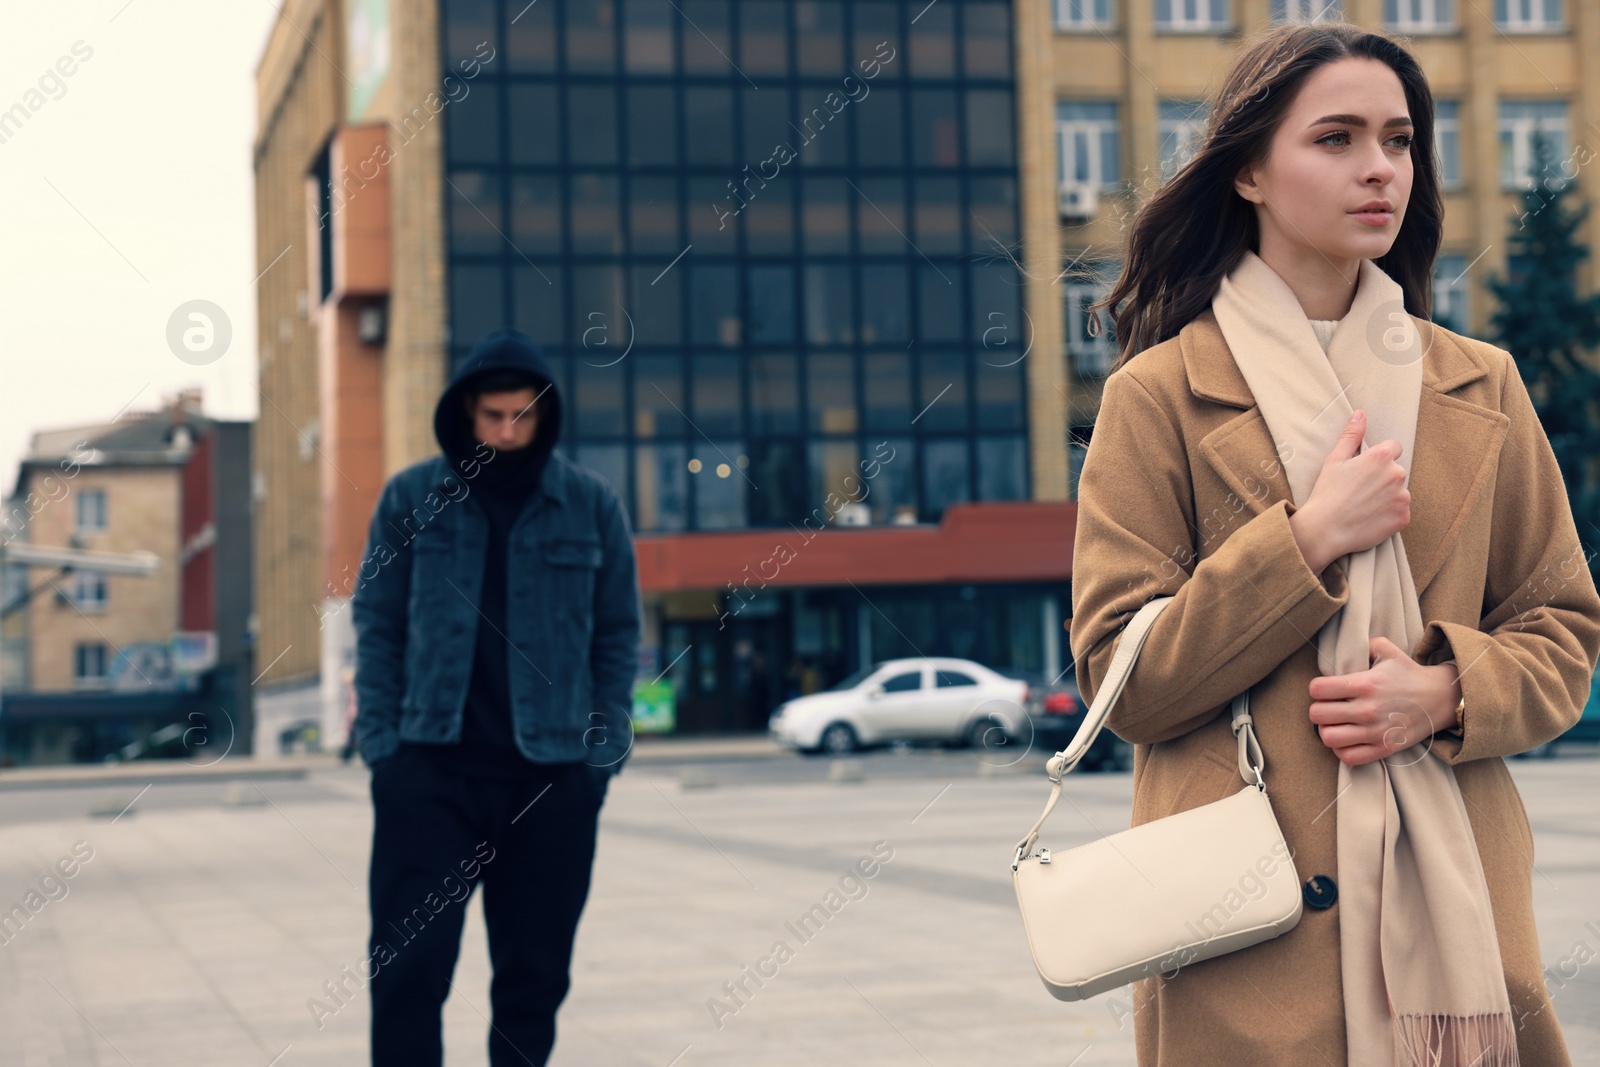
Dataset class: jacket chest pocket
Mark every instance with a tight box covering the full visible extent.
[541,538,603,619]
[407,527,455,606]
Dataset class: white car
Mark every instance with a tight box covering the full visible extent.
[768,658,1030,755]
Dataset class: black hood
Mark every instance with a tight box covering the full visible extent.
[434,328,564,492]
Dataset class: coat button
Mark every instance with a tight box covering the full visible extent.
[1303,874,1338,910]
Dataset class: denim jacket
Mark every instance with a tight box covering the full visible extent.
[350,450,642,774]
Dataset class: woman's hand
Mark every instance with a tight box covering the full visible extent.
[1288,411,1411,573]
[1308,636,1462,767]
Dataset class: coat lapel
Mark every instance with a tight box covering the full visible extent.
[1180,309,1509,599]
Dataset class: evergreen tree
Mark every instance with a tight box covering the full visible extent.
[1484,131,1600,579]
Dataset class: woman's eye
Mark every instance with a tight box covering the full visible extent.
[1316,131,1413,150]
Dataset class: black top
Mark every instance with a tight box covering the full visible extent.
[401,328,562,778]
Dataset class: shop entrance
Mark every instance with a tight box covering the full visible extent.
[662,593,790,734]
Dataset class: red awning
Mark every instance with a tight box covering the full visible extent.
[634,500,1077,593]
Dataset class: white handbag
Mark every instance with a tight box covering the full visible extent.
[1012,595,1304,1001]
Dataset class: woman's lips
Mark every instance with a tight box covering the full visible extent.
[1350,210,1394,226]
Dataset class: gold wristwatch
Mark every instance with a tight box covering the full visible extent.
[1445,660,1464,733]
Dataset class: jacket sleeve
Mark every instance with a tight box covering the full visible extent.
[1070,370,1352,744]
[350,476,412,768]
[587,481,643,775]
[1411,357,1600,763]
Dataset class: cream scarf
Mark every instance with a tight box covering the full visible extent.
[1212,251,1518,1066]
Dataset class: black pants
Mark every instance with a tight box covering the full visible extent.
[366,747,608,1066]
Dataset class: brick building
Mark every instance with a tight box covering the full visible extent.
[0,391,254,765]
[1053,0,1600,436]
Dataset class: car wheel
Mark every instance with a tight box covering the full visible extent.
[966,716,1008,751]
[1106,738,1133,772]
[819,722,859,755]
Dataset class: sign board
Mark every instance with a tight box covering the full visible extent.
[631,679,675,734]
[109,643,175,692]
[346,0,391,122]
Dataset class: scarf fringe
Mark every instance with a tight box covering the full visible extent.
[1393,1011,1520,1067]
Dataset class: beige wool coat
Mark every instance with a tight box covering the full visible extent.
[1069,308,1600,1066]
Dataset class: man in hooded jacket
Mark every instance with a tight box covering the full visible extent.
[350,328,642,1066]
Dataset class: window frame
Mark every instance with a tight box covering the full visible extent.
[1053,0,1115,31]
[1057,101,1120,189]
[1384,0,1457,32]
[75,488,107,533]
[73,641,109,688]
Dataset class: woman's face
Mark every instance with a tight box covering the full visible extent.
[1234,57,1415,274]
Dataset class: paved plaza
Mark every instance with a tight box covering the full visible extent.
[0,745,1596,1066]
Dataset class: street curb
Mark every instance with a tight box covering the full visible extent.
[0,762,310,792]
[626,737,791,763]
[0,735,797,788]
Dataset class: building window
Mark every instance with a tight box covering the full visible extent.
[1494,0,1562,30]
[1068,434,1089,499]
[3,560,25,606]
[1065,262,1119,377]
[1155,0,1230,31]
[74,642,109,688]
[1432,255,1470,334]
[75,488,107,533]
[635,443,689,532]
[69,570,108,611]
[692,443,747,530]
[1055,0,1114,30]
[977,437,1027,501]
[1385,0,1455,31]
[1271,0,1342,19]
[1159,100,1208,180]
[1498,100,1569,190]
[921,439,971,521]
[1435,100,1462,189]
[1057,101,1120,188]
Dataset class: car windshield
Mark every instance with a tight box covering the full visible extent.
[829,664,879,691]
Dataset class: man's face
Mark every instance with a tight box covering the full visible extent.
[469,388,540,451]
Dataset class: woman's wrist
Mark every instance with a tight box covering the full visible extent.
[1430,660,1464,736]
[1287,506,1334,574]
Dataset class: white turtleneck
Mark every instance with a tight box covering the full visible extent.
[1308,318,1340,353]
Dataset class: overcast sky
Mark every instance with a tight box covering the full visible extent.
[0,2,279,497]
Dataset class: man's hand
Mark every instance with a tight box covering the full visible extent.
[1308,636,1462,767]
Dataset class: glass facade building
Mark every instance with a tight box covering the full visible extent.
[433,0,1062,732]
[439,0,1028,533]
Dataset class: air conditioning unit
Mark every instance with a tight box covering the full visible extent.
[1059,181,1099,221]
[835,502,871,527]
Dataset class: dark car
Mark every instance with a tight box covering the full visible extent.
[995,669,1131,772]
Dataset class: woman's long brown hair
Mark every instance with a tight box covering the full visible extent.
[1084,22,1444,374]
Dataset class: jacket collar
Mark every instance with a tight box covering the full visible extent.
[1177,308,1508,600]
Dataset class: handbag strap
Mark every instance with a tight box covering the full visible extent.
[1011,595,1267,869]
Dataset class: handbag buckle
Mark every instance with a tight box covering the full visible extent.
[1038,847,1051,864]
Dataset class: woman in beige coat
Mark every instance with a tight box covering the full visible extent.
[1068,22,1600,1067]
